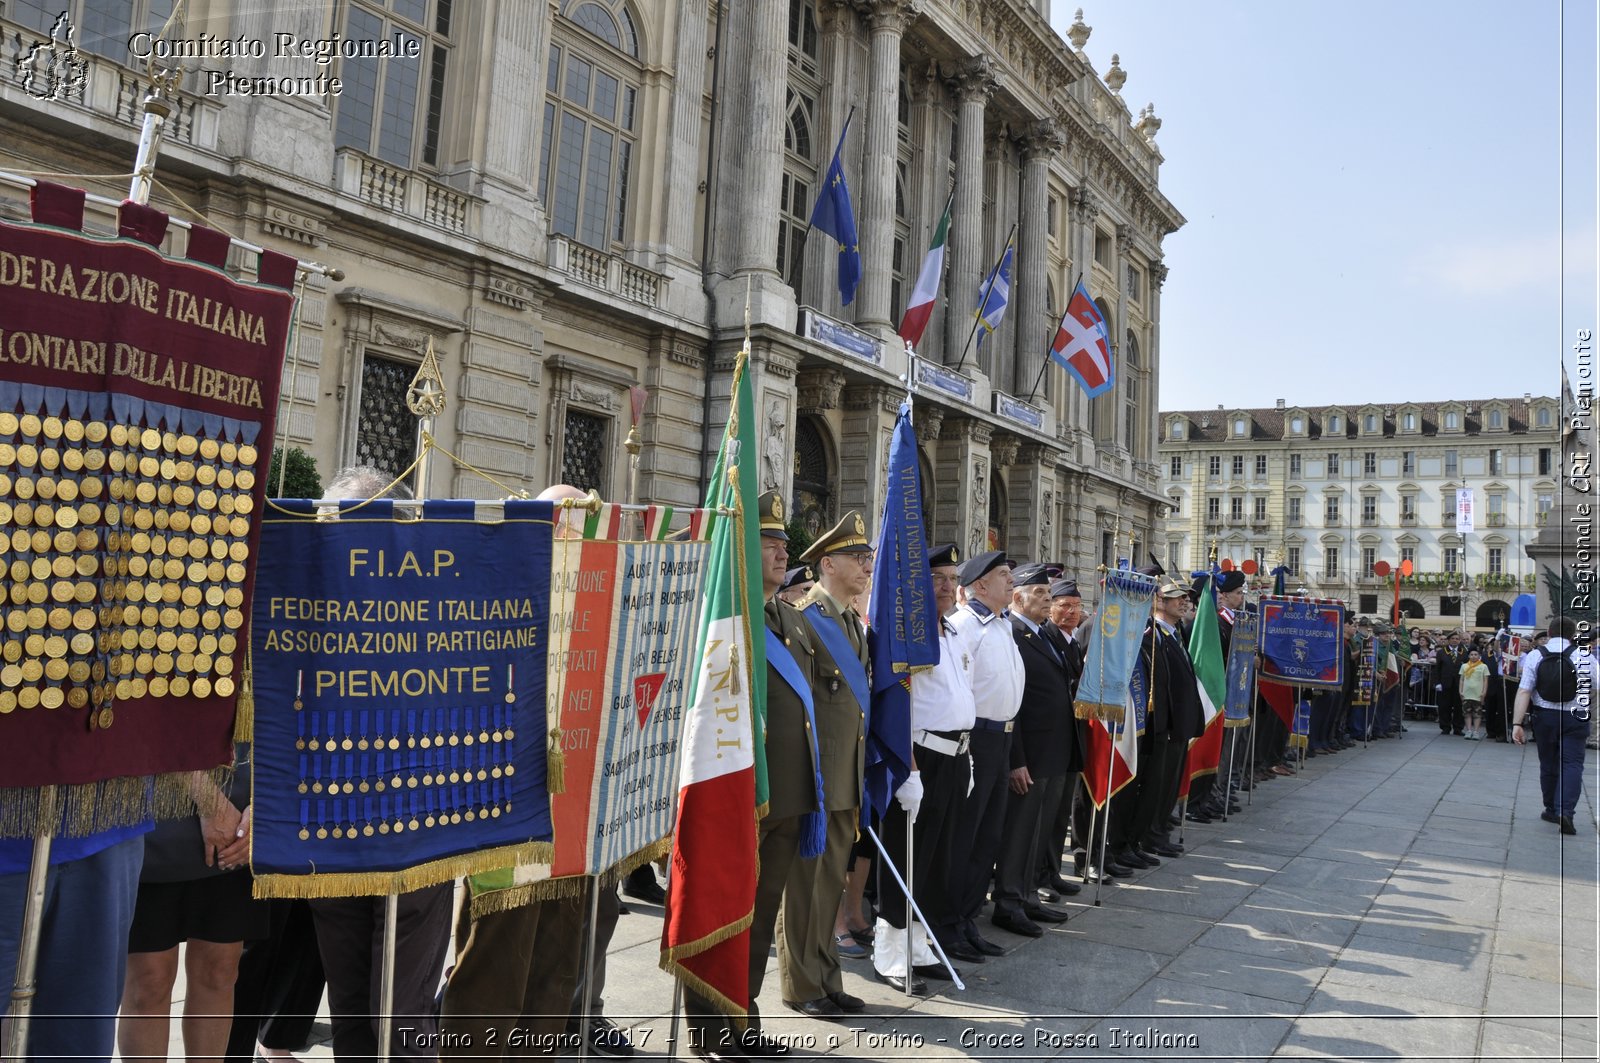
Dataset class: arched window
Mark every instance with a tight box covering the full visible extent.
[333,0,455,169]
[988,477,1006,551]
[1124,331,1141,455]
[778,89,816,288]
[543,0,642,248]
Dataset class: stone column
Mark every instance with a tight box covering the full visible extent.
[661,2,710,266]
[1013,121,1062,398]
[856,0,915,332]
[1148,261,1168,465]
[839,383,899,530]
[734,0,790,280]
[982,129,1016,387]
[1007,444,1061,563]
[945,58,994,367]
[934,416,991,555]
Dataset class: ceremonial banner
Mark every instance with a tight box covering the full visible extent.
[1352,636,1375,707]
[1083,652,1143,810]
[864,402,937,827]
[1259,598,1346,691]
[1223,612,1259,727]
[1075,568,1157,722]
[1179,575,1227,796]
[0,195,294,836]
[1290,698,1312,751]
[249,500,555,896]
[471,518,711,912]
[662,349,764,1017]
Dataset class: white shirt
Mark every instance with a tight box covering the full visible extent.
[910,624,978,733]
[948,601,1025,721]
[1517,638,1599,711]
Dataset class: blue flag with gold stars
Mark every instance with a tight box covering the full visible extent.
[808,123,861,305]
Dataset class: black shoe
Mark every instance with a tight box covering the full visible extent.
[991,910,1044,937]
[741,1031,791,1057]
[1559,815,1577,835]
[1046,876,1083,896]
[826,990,864,1013]
[1541,809,1559,823]
[1102,858,1134,878]
[784,997,843,1020]
[1148,841,1184,858]
[622,866,666,905]
[966,931,1005,956]
[584,1017,635,1057]
[872,969,927,995]
[937,938,985,964]
[913,962,957,981]
[1036,886,1060,903]
[1128,848,1161,868]
[1023,903,1069,924]
[1185,809,1214,824]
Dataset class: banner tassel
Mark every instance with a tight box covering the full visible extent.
[546,727,566,794]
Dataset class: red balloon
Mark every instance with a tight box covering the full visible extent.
[1399,559,1414,577]
[1241,559,1259,575]
[1372,560,1392,576]
[1219,558,1235,572]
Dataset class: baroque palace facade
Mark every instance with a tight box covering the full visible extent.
[1158,398,1564,628]
[0,0,1182,575]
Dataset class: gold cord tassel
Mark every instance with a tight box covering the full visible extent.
[546,727,566,794]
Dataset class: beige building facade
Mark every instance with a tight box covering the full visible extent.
[1,0,1182,577]
[1159,398,1563,628]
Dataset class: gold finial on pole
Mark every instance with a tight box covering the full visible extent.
[406,337,448,501]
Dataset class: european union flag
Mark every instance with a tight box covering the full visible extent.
[863,403,938,825]
[974,240,1014,347]
[809,126,861,305]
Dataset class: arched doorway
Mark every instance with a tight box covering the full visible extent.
[988,476,1007,551]
[1475,599,1511,629]
[1398,598,1426,620]
[791,416,834,544]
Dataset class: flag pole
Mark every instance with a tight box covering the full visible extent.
[1088,521,1118,906]
[790,106,858,291]
[1023,271,1082,406]
[950,222,1018,377]
[863,826,964,989]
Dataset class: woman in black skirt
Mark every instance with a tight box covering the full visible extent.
[118,745,268,1061]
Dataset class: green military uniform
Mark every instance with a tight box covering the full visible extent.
[777,512,870,1010]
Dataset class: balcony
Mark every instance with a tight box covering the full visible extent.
[1360,515,1380,527]
[546,235,665,310]
[1400,513,1418,526]
[1487,513,1506,527]
[335,148,474,236]
[1442,516,1456,527]
[1286,515,1303,527]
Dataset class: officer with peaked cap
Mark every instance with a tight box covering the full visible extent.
[686,491,821,1056]
[778,512,873,1019]
[946,550,1026,951]
[778,565,815,606]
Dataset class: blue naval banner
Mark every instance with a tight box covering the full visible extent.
[1259,598,1346,692]
[249,499,555,897]
[1075,569,1156,723]
[1223,612,1259,726]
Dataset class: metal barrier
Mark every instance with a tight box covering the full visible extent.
[1406,661,1439,718]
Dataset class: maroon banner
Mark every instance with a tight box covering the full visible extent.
[0,214,293,801]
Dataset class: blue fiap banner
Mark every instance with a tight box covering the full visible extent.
[1224,612,1258,725]
[249,499,554,897]
[1076,569,1156,721]
[1259,598,1345,691]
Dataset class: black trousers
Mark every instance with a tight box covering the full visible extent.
[1129,732,1180,849]
[571,882,621,1015]
[992,771,1065,917]
[880,742,967,938]
[1038,773,1074,885]
[310,883,453,1063]
[227,898,327,1062]
[952,728,1011,928]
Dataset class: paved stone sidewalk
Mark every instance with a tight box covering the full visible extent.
[161,726,1597,1061]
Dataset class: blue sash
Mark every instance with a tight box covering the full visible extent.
[804,602,871,722]
[766,627,828,858]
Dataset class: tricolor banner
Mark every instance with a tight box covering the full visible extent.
[1179,575,1227,796]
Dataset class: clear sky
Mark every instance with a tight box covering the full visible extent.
[1048,0,1599,412]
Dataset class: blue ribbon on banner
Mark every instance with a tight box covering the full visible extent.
[250,501,555,884]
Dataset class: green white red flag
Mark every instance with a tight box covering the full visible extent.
[659,348,767,1016]
[896,196,952,349]
[1179,576,1227,799]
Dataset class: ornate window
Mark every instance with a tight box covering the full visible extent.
[334,0,454,169]
[1169,455,1182,478]
[778,88,817,290]
[1363,451,1376,476]
[1124,332,1142,455]
[1208,456,1222,478]
[1324,495,1341,525]
[1253,496,1268,521]
[354,353,419,480]
[1289,454,1302,477]
[791,416,833,539]
[891,162,910,322]
[1323,546,1340,580]
[1327,452,1341,476]
[14,0,174,61]
[1287,546,1301,574]
[1231,455,1244,478]
[1255,454,1268,477]
[543,0,641,248]
[561,408,610,495]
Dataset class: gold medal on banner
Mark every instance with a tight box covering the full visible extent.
[169,676,190,697]
[17,688,40,710]
[192,677,212,698]
[18,415,41,436]
[62,450,84,473]
[16,445,37,468]
[13,479,34,501]
[20,659,44,683]
[199,439,219,461]
[140,429,160,451]
[214,675,235,697]
[174,484,195,506]
[0,413,16,435]
[138,456,159,478]
[66,688,88,709]
[34,477,56,500]
[177,435,197,457]
[63,419,83,443]
[41,417,62,440]
[154,653,173,675]
[39,688,63,710]
[44,660,67,682]
[195,465,215,486]
[96,706,114,729]
[39,449,59,472]
[161,431,177,453]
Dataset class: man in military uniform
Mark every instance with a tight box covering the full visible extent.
[686,491,818,1059]
[875,545,979,991]
[990,564,1077,934]
[947,551,1028,944]
[779,512,873,1020]
[777,565,814,606]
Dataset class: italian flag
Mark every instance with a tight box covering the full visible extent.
[659,347,767,1016]
[1082,687,1140,809]
[896,197,952,349]
[1179,578,1227,799]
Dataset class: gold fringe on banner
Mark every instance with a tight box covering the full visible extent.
[252,839,554,901]
[0,765,234,840]
[546,727,566,794]
[467,835,675,918]
[1074,701,1126,724]
[659,908,757,1022]
[1224,715,1251,728]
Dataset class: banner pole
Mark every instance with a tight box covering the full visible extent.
[375,892,399,1063]
[1095,719,1116,909]
[667,980,683,1062]
[904,817,914,999]
[950,222,1017,377]
[862,826,962,989]
[1246,700,1257,807]
[578,878,602,1062]
[1081,798,1098,888]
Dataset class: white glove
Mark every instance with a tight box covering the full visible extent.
[895,771,924,824]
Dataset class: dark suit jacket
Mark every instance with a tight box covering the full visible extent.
[798,588,867,812]
[1008,616,1081,777]
[765,598,821,821]
[1141,621,1204,742]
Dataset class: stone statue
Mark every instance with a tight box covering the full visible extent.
[762,395,788,491]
